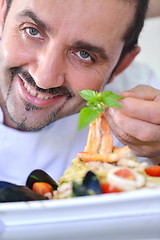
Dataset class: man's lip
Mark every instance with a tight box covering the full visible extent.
[17,74,67,107]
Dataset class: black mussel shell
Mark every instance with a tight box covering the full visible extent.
[26,169,58,190]
[72,171,101,197]
[83,171,101,195]
[0,181,47,202]
[72,181,89,197]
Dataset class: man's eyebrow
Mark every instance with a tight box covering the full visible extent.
[17,10,50,31]
[72,41,109,61]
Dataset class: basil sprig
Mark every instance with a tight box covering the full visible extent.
[78,90,123,131]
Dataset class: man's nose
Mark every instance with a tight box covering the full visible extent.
[30,45,66,89]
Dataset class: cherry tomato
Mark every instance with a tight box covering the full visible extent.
[32,182,53,196]
[101,182,121,194]
[114,168,135,180]
[145,166,160,177]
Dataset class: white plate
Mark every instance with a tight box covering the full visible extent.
[0,188,160,240]
[0,188,160,226]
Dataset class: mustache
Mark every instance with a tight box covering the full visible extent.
[10,67,73,97]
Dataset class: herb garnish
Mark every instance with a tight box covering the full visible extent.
[78,90,123,130]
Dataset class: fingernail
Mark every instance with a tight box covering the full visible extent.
[109,107,121,116]
[118,98,124,105]
[109,108,115,116]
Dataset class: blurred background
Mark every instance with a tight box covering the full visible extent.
[137,17,160,80]
[137,1,160,80]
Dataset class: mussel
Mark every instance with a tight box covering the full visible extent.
[73,171,102,197]
[0,181,47,202]
[72,182,89,197]
[26,169,58,190]
[0,170,58,202]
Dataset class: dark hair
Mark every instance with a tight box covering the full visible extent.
[121,0,149,58]
[6,0,12,12]
[6,0,149,56]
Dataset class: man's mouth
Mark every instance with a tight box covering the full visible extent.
[23,81,58,100]
[14,71,73,108]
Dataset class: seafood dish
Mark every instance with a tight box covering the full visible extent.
[53,114,160,199]
[0,114,160,202]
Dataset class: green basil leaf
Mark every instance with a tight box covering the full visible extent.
[102,98,122,108]
[101,91,123,107]
[78,90,124,131]
[102,91,123,100]
[86,101,98,108]
[79,90,96,101]
[78,107,101,131]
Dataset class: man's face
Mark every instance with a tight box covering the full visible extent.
[0,0,135,131]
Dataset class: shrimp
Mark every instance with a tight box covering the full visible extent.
[78,113,115,163]
[84,113,113,153]
[77,152,122,163]
[84,117,101,153]
[77,113,132,163]
[99,114,113,154]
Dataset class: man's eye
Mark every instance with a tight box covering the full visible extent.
[76,51,92,61]
[25,27,41,38]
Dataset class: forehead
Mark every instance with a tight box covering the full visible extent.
[9,0,136,28]
[8,0,136,47]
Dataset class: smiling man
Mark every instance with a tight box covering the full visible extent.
[0,0,144,131]
[0,0,160,184]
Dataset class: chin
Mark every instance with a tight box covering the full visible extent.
[6,109,56,131]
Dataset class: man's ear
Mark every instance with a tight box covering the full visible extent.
[109,46,140,82]
[0,0,7,37]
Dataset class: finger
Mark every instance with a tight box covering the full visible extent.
[119,97,160,124]
[106,112,141,144]
[128,142,160,159]
[121,85,160,101]
[108,108,160,142]
[106,112,160,160]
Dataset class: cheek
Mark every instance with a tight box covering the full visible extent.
[1,33,33,67]
[67,66,110,93]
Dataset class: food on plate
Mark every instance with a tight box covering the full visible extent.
[144,166,160,177]
[0,169,58,202]
[1,113,160,202]
[26,169,58,199]
[52,113,160,199]
[0,181,47,202]
[51,88,160,199]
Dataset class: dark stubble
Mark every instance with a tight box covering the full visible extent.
[4,67,73,131]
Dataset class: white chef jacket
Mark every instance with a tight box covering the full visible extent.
[0,61,159,185]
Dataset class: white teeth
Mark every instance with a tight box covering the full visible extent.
[23,82,51,99]
[26,86,30,92]
[44,96,50,100]
[37,93,49,99]
[30,89,37,97]
[24,82,28,89]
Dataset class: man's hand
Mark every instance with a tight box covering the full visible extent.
[105,85,160,164]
